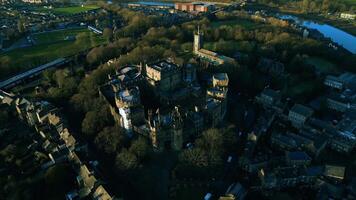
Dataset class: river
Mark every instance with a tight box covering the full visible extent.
[278,14,356,54]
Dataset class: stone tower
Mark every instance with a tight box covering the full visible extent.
[172,106,183,151]
[193,27,202,53]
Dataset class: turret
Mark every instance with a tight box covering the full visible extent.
[172,106,183,151]
[193,27,202,53]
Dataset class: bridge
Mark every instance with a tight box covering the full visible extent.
[0,57,71,89]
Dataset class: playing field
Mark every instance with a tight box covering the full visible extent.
[37,5,99,15]
[33,28,91,44]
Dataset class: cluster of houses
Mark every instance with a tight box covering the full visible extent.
[236,69,356,198]
[0,90,117,200]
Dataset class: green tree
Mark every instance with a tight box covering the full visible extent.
[303,0,310,12]
[179,148,208,167]
[103,28,113,42]
[196,129,224,165]
[17,19,26,33]
[129,137,150,161]
[81,105,112,138]
[94,126,125,154]
[0,109,9,128]
[322,0,330,13]
[115,148,138,171]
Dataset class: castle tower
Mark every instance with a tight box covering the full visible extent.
[172,106,183,151]
[193,27,202,53]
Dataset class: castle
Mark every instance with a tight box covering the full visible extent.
[193,27,234,65]
[100,59,229,151]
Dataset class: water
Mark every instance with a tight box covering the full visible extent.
[278,15,356,54]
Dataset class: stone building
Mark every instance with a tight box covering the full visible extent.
[193,28,234,65]
[148,107,184,151]
[100,65,145,135]
[101,60,230,151]
[114,87,145,134]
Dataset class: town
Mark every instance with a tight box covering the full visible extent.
[0,0,356,200]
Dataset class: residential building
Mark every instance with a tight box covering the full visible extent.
[219,182,246,200]
[323,165,346,183]
[285,151,312,166]
[175,2,215,13]
[288,104,314,128]
[340,13,356,20]
[324,75,343,90]
[255,88,281,108]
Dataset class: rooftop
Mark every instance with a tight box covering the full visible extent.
[261,88,280,99]
[324,165,345,180]
[148,60,179,72]
[290,104,314,117]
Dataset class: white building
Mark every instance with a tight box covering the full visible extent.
[340,13,356,20]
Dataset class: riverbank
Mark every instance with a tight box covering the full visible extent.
[246,3,356,37]
[281,12,356,37]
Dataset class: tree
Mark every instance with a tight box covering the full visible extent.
[81,105,113,138]
[0,108,9,128]
[303,0,310,13]
[115,148,138,171]
[322,0,330,13]
[17,19,26,33]
[179,148,208,167]
[129,137,150,161]
[103,28,113,42]
[94,126,125,155]
[75,32,90,49]
[196,129,224,165]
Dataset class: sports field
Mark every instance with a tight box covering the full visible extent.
[33,28,91,44]
[37,5,99,15]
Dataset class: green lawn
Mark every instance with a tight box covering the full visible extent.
[305,56,338,73]
[33,28,91,45]
[37,5,99,15]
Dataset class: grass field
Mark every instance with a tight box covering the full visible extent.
[33,28,91,45]
[37,5,99,15]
